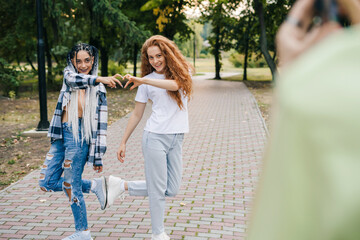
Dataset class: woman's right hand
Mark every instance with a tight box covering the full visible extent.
[117,143,126,163]
[123,74,144,90]
[276,0,360,68]
[97,74,123,88]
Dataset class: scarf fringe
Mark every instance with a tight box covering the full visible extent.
[67,87,98,144]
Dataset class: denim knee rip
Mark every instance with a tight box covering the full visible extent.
[63,159,72,169]
[63,183,80,206]
[39,153,54,192]
[62,159,80,206]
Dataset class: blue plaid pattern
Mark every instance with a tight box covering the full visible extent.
[48,66,107,166]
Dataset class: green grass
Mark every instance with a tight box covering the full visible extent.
[221,68,272,81]
[7,160,16,165]
[188,57,241,73]
[125,57,271,77]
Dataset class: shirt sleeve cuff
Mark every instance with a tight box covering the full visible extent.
[90,76,99,86]
[135,98,148,103]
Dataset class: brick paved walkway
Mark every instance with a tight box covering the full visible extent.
[0,74,268,240]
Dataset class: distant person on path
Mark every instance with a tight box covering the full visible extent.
[39,43,122,240]
[106,35,193,240]
[248,0,360,239]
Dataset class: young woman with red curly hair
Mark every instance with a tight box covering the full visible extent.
[107,35,193,240]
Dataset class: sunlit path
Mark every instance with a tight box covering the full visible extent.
[0,74,268,239]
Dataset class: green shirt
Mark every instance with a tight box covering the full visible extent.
[248,25,360,240]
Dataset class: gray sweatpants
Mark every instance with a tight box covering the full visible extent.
[128,130,184,234]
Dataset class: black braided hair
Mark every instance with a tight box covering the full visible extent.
[66,43,99,75]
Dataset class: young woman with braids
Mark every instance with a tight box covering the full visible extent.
[106,35,193,240]
[39,43,122,240]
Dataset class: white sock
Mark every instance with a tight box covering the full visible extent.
[90,180,96,191]
[82,230,90,235]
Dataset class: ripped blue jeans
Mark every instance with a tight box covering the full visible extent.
[39,121,91,231]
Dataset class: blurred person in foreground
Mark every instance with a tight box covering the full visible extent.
[248,0,360,239]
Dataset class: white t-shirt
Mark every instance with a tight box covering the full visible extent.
[135,71,189,134]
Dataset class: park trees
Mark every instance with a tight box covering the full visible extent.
[197,0,292,81]
[199,0,239,79]
[0,0,295,91]
[230,2,258,80]
[141,0,195,40]
[0,0,42,95]
[1,0,83,89]
[74,0,147,76]
[0,0,150,84]
[122,0,196,74]
[0,0,37,69]
[252,0,291,81]
[118,0,154,75]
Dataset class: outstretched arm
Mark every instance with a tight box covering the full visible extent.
[96,75,123,88]
[64,66,123,89]
[123,74,179,91]
[117,101,147,163]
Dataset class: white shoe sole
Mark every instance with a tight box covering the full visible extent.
[101,176,108,210]
[108,175,124,206]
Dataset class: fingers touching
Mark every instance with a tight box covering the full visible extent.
[123,74,141,90]
[108,75,123,88]
[93,165,103,173]
[100,73,140,90]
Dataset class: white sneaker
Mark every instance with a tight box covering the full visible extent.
[152,232,170,240]
[91,176,107,210]
[62,231,93,240]
[107,175,126,206]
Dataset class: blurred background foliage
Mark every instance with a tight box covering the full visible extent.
[0,0,295,97]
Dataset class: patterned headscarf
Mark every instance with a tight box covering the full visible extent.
[65,43,99,144]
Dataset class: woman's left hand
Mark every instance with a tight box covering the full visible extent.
[124,74,144,90]
[93,165,103,173]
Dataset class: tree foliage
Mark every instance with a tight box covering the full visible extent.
[0,0,151,84]
[199,0,239,79]
[0,0,296,91]
[141,0,194,40]
[174,20,203,59]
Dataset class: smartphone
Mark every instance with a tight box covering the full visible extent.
[314,0,339,22]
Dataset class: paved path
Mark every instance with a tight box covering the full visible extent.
[0,73,268,239]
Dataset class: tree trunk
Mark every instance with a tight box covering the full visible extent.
[243,46,248,81]
[133,44,138,76]
[89,1,100,64]
[214,26,221,80]
[254,0,277,81]
[51,52,60,65]
[16,59,24,72]
[26,56,37,72]
[272,51,277,62]
[44,27,54,87]
[243,14,252,81]
[100,47,108,76]
[193,33,196,68]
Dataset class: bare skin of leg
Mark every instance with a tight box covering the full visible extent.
[64,182,72,201]
[64,160,72,201]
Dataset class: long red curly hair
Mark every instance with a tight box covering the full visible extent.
[141,35,194,110]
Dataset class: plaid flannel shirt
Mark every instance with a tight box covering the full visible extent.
[48,66,107,166]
